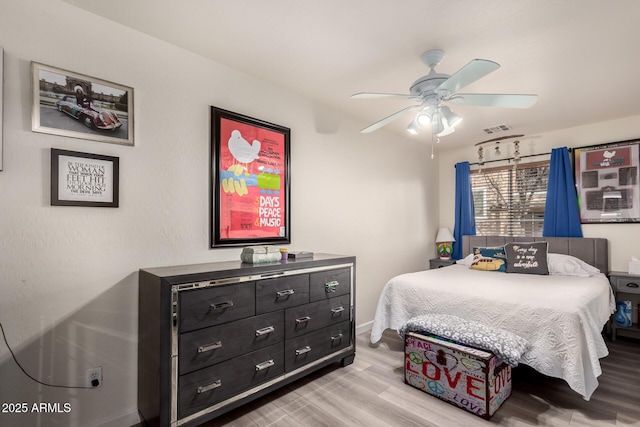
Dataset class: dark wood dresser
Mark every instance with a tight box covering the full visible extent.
[138,253,356,426]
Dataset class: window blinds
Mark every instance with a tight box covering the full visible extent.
[471,161,550,237]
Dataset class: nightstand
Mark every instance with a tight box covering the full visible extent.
[609,271,640,341]
[429,258,456,269]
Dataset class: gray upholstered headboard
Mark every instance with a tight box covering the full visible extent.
[462,235,609,273]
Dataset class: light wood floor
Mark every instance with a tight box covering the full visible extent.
[202,331,640,426]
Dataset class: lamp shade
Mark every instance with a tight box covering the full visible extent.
[431,112,445,135]
[436,124,455,137]
[440,106,462,128]
[435,227,455,243]
[406,117,420,135]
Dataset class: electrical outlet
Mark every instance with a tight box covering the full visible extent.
[87,367,102,388]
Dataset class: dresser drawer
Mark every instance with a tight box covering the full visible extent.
[309,268,351,302]
[612,276,640,294]
[178,343,284,419]
[284,321,351,372]
[179,311,284,375]
[256,275,309,314]
[180,283,256,333]
[284,295,350,339]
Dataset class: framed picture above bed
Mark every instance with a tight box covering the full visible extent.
[573,139,640,223]
[210,107,291,248]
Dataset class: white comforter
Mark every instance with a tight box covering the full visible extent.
[370,265,615,400]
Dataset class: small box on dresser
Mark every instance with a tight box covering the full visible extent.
[138,254,356,427]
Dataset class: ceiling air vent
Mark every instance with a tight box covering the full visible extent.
[483,124,512,134]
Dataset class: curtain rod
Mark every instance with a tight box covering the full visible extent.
[468,151,551,167]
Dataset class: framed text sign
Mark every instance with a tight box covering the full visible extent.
[573,139,640,223]
[210,107,291,247]
[51,148,119,207]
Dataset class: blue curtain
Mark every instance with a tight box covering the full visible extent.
[453,161,476,259]
[543,147,583,237]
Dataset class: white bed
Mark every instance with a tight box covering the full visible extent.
[370,236,615,401]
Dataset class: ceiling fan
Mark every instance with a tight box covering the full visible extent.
[352,49,538,137]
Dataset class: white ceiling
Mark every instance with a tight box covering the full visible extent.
[64,0,640,148]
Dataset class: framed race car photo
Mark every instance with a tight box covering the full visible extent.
[31,62,134,146]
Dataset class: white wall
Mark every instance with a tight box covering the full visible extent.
[438,115,640,272]
[0,1,438,425]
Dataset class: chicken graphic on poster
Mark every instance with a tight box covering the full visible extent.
[218,118,286,240]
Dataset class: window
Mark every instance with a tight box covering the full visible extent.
[471,161,550,237]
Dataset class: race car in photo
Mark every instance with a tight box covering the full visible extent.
[55,95,122,130]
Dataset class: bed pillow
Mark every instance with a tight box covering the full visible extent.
[547,253,600,277]
[504,241,549,275]
[399,314,530,367]
[469,246,507,272]
[456,253,475,266]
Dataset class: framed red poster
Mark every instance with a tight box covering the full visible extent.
[573,139,640,223]
[210,107,291,247]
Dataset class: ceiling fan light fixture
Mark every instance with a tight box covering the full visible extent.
[406,118,420,135]
[431,111,445,135]
[352,49,537,135]
[437,125,455,137]
[440,106,462,128]
[416,112,432,126]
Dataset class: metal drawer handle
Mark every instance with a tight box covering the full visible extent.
[295,316,311,324]
[276,289,295,297]
[197,341,222,353]
[197,379,222,394]
[325,280,339,293]
[255,326,275,336]
[255,359,275,371]
[331,306,345,314]
[331,333,344,342]
[295,346,311,356]
[210,301,234,310]
[626,282,639,288]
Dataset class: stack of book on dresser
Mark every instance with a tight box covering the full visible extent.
[240,246,281,264]
[288,251,314,260]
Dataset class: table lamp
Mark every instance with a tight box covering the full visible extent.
[435,228,455,260]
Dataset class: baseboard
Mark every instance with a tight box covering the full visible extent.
[356,320,373,336]
[92,409,140,427]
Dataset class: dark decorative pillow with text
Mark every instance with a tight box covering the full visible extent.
[504,242,549,275]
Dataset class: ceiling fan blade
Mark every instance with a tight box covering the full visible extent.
[360,105,421,133]
[448,93,538,108]
[438,59,500,94]
[351,92,412,99]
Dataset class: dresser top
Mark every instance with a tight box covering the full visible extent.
[141,253,355,284]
